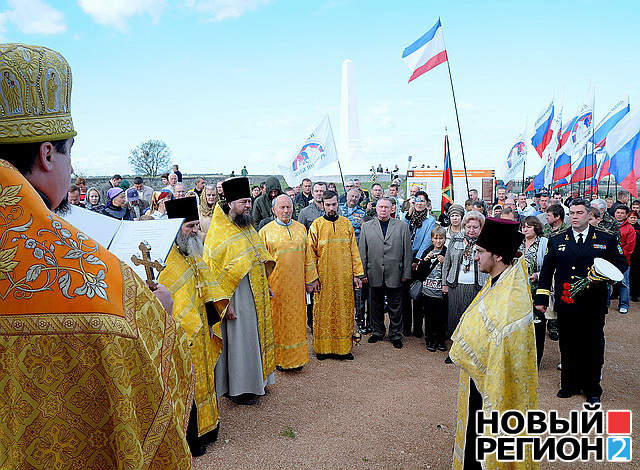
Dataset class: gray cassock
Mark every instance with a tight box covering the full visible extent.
[215,275,275,397]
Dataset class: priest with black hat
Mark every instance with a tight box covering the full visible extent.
[449,218,539,470]
[158,197,226,456]
[202,177,277,406]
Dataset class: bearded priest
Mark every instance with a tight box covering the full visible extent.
[203,177,276,406]
[159,197,227,456]
[0,44,193,469]
[450,218,538,470]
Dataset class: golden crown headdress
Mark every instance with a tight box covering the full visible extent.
[0,43,76,143]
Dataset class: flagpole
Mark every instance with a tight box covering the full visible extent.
[441,31,470,196]
[327,117,347,191]
[521,161,526,194]
[591,89,596,196]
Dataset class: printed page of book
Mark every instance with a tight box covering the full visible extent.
[60,205,122,248]
[108,217,184,279]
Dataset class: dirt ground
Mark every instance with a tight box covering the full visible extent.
[194,304,640,469]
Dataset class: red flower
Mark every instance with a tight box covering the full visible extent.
[563,283,571,289]
[562,289,570,296]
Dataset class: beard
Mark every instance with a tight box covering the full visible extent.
[54,196,71,216]
[231,211,253,227]
[176,231,204,257]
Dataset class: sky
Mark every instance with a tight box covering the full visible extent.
[1,0,639,177]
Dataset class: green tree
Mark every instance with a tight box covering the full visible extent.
[129,139,171,176]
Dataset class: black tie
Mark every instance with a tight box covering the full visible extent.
[577,233,584,244]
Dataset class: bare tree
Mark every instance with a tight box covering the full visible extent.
[129,139,171,176]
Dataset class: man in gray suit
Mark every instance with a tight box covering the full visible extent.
[358,198,412,348]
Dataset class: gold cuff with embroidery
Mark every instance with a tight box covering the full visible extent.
[536,288,551,296]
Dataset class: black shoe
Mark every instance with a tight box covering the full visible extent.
[444,356,453,364]
[556,389,575,399]
[202,424,219,445]
[436,342,447,352]
[229,393,258,406]
[364,326,373,334]
[368,335,383,343]
[426,342,436,352]
[549,331,559,341]
[276,365,284,371]
[188,441,207,457]
[338,353,354,360]
[316,353,330,361]
[632,297,639,302]
[392,340,403,349]
[586,396,601,405]
[279,365,303,372]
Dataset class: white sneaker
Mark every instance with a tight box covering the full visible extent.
[620,307,629,314]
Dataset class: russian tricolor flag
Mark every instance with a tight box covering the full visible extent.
[570,153,598,183]
[591,102,630,149]
[526,165,546,192]
[531,103,555,158]
[607,110,640,196]
[402,19,448,83]
[553,152,572,181]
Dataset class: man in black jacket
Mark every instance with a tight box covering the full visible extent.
[535,198,627,404]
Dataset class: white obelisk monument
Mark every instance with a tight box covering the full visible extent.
[339,59,364,173]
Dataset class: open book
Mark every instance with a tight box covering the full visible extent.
[61,205,184,280]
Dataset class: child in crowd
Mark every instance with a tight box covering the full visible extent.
[414,226,448,352]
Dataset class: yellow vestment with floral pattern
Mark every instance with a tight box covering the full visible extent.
[450,257,539,470]
[0,160,194,469]
[159,245,226,436]
[259,219,309,369]
[203,204,275,379]
[305,216,364,355]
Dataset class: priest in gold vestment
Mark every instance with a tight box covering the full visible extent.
[0,44,193,469]
[305,190,364,360]
[259,194,309,371]
[450,218,538,470]
[159,198,227,457]
[203,177,276,406]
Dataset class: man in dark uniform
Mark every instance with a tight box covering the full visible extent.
[535,198,627,404]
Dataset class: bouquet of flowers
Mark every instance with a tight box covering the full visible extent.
[561,258,623,304]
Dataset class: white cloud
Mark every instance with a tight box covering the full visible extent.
[0,0,66,35]
[78,0,165,29]
[186,0,271,22]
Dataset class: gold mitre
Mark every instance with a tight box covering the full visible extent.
[0,43,76,144]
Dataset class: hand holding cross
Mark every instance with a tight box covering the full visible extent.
[131,241,165,291]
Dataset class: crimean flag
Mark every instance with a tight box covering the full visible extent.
[442,134,454,208]
[402,19,448,83]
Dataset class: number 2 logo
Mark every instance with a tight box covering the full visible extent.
[608,437,632,462]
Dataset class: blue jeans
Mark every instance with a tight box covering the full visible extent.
[619,267,631,310]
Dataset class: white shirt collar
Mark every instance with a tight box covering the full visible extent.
[572,226,590,242]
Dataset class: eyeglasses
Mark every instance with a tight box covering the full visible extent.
[415,198,426,203]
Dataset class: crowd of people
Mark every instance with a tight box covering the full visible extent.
[0,44,633,469]
[65,167,636,458]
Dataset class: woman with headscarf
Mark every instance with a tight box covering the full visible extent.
[444,204,464,247]
[198,184,217,239]
[85,187,104,212]
[101,187,133,220]
[146,190,173,219]
[441,211,488,361]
